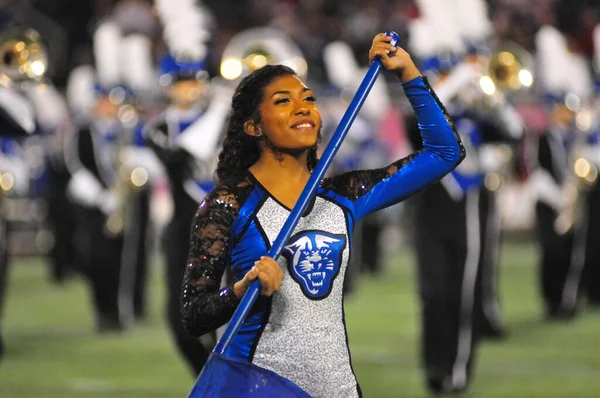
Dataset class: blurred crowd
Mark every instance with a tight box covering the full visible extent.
[2,0,583,87]
[1,0,600,395]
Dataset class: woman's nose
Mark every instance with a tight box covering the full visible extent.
[295,104,310,115]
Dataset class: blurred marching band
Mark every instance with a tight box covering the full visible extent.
[1,0,600,394]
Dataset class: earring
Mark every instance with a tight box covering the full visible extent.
[256,130,262,137]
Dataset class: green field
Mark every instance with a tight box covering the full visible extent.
[1,240,600,398]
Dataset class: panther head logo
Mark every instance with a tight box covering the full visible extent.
[283,231,346,299]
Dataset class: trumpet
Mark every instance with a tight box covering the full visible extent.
[0,28,48,84]
[553,163,597,235]
[554,107,600,235]
[103,101,142,238]
[219,27,307,81]
[481,40,534,96]
[433,40,534,113]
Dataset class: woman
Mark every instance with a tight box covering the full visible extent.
[181,33,465,397]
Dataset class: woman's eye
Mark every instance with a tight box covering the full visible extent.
[274,98,289,105]
[304,96,316,102]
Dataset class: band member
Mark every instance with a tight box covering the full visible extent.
[404,0,523,392]
[146,0,228,375]
[531,22,594,319]
[448,0,528,340]
[117,31,163,323]
[577,23,600,309]
[65,21,135,332]
[0,27,65,359]
[0,83,35,359]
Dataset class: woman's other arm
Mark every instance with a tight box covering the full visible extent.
[181,185,241,337]
[324,76,465,220]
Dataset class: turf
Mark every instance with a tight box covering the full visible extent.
[1,240,599,397]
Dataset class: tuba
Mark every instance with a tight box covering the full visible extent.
[219,27,307,82]
[477,40,535,102]
[0,28,48,84]
[427,41,531,199]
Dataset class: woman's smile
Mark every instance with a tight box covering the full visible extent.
[290,119,316,131]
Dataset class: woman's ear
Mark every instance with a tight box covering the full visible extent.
[244,120,262,137]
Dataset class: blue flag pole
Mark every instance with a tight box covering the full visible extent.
[188,31,399,397]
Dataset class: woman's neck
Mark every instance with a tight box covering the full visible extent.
[251,150,310,180]
[249,150,312,208]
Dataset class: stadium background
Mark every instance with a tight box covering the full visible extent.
[1,0,600,397]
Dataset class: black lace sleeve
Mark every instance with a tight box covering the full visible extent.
[181,183,242,337]
[321,154,419,200]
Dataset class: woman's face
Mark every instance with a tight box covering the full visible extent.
[255,74,321,151]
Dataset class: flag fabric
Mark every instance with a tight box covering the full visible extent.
[187,353,311,397]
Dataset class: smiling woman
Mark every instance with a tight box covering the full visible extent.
[215,66,321,190]
[180,33,465,397]
[252,75,321,151]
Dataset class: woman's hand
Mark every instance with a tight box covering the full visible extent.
[233,256,284,298]
[369,33,422,83]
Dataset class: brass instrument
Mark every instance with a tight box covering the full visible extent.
[102,93,142,238]
[456,41,534,192]
[0,28,48,83]
[554,107,599,235]
[477,40,534,102]
[0,29,46,196]
[219,27,307,81]
[554,161,597,235]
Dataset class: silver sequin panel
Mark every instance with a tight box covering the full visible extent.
[253,196,359,398]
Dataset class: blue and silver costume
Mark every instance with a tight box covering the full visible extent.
[182,76,464,397]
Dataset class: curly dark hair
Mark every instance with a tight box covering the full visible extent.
[216,65,320,184]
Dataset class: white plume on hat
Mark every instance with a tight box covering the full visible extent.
[322,40,391,122]
[450,0,492,44]
[323,41,359,90]
[414,0,465,56]
[535,25,592,102]
[155,0,212,62]
[567,54,593,103]
[535,26,570,95]
[408,0,465,66]
[593,24,600,78]
[121,34,155,92]
[66,65,96,121]
[407,17,438,61]
[93,21,122,89]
